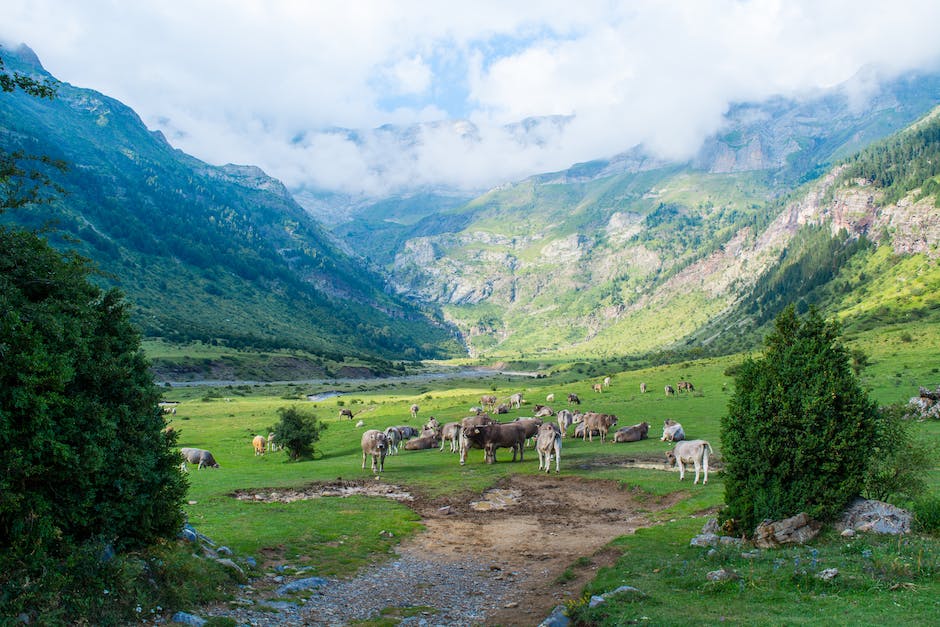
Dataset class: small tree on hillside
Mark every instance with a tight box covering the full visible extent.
[720,306,879,534]
[272,406,327,460]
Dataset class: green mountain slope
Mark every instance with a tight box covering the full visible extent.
[0,45,461,363]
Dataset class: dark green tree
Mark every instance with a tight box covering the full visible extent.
[720,306,879,534]
[272,406,327,461]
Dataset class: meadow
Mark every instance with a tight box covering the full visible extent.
[161,321,940,624]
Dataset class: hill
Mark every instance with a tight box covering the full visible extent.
[0,45,462,367]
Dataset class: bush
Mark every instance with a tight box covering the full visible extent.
[912,495,940,534]
[720,306,879,534]
[862,403,932,502]
[272,406,327,460]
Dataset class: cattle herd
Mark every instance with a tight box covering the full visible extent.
[180,380,712,485]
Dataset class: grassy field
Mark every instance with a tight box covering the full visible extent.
[160,321,940,623]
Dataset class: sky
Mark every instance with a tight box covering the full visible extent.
[5,1,940,198]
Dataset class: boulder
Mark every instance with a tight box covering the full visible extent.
[276,576,329,595]
[538,605,570,627]
[836,498,912,535]
[753,512,821,548]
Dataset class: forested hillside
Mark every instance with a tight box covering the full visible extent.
[0,45,461,365]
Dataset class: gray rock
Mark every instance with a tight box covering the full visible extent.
[817,568,839,581]
[706,568,739,582]
[538,605,570,627]
[753,512,821,548]
[170,611,206,626]
[217,545,233,556]
[276,576,329,595]
[837,498,912,535]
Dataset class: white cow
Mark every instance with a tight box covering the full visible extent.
[660,419,685,442]
[665,439,713,484]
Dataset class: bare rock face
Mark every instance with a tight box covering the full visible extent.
[836,498,912,535]
[753,513,822,548]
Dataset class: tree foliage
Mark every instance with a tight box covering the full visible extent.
[720,306,879,533]
[272,406,327,461]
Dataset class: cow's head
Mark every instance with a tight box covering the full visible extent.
[664,450,676,466]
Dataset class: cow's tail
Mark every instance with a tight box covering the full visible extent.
[704,441,713,455]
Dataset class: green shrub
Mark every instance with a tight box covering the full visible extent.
[272,405,327,460]
[912,495,940,534]
[862,403,932,502]
[720,306,879,534]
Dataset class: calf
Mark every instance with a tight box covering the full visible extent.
[536,423,562,473]
[593,383,603,393]
[361,429,388,473]
[660,419,685,442]
[613,421,649,443]
[556,409,575,437]
[180,447,220,469]
[665,439,713,484]
[252,435,266,456]
[384,426,404,455]
[439,422,462,453]
[581,412,618,443]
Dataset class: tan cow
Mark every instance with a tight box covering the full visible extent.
[361,429,388,473]
[536,423,562,473]
[581,412,618,443]
[252,435,266,456]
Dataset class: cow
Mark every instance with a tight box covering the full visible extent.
[404,434,440,450]
[339,408,354,419]
[512,417,543,446]
[439,422,461,453]
[665,440,713,484]
[660,419,685,442]
[603,376,611,388]
[640,382,647,394]
[533,404,555,418]
[266,432,279,453]
[613,422,650,443]
[580,412,618,443]
[592,383,603,393]
[462,421,527,464]
[180,447,219,469]
[423,416,441,433]
[665,385,676,397]
[677,380,695,393]
[546,393,555,402]
[360,429,388,473]
[536,423,562,473]
[459,413,496,465]
[508,393,524,409]
[392,425,420,439]
[556,409,575,437]
[567,393,581,405]
[252,435,266,456]
[384,426,404,455]
[494,403,510,415]
[480,395,498,410]
[410,403,420,419]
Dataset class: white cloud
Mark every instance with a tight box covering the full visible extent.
[4,0,940,197]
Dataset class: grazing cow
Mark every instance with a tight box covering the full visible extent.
[556,409,575,437]
[410,403,420,419]
[404,434,440,450]
[512,417,544,446]
[439,422,461,453]
[613,422,650,443]
[603,376,611,388]
[536,423,562,473]
[665,385,676,397]
[462,421,527,464]
[459,413,497,465]
[252,435,266,456]
[546,393,555,403]
[533,404,555,418]
[480,395,498,410]
[665,440,713,484]
[180,448,219,469]
[640,382,647,394]
[567,393,581,405]
[494,403,510,415]
[508,393,524,409]
[677,381,695,393]
[266,432,279,453]
[384,426,404,455]
[592,383,603,393]
[339,408,354,419]
[581,412,618,443]
[660,419,685,442]
[360,430,388,473]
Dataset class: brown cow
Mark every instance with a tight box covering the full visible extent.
[252,435,266,456]
[567,393,581,405]
[361,429,388,473]
[459,413,496,465]
[613,422,649,443]
[404,434,440,450]
[480,395,498,409]
[461,421,527,464]
[677,381,695,393]
[339,408,354,419]
[512,417,543,446]
[593,383,603,393]
[580,412,618,443]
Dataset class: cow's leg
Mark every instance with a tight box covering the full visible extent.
[702,453,708,484]
[677,460,685,481]
[362,452,367,470]
[693,459,701,484]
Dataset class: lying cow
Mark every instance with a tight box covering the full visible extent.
[533,404,555,418]
[462,421,527,464]
[581,412,618,443]
[660,419,685,442]
[361,429,388,473]
[613,421,649,443]
[180,447,220,469]
[404,434,440,450]
[665,439,713,484]
[536,423,562,473]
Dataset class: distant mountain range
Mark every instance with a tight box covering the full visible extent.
[2,43,939,366]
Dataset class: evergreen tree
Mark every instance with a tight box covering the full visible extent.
[720,306,879,533]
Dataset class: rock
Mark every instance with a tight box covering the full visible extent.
[840,528,856,538]
[217,545,233,556]
[690,533,721,547]
[701,518,720,534]
[170,611,206,626]
[244,556,257,568]
[276,576,329,595]
[706,568,739,582]
[588,595,606,608]
[817,568,839,581]
[178,524,198,543]
[837,498,912,535]
[753,513,821,548]
[538,605,571,627]
[215,558,246,581]
[587,585,646,609]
